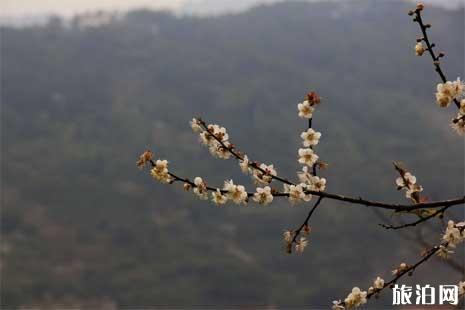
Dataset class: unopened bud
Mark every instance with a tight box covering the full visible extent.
[416,3,424,11]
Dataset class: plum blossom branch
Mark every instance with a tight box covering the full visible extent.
[333,221,465,309]
[411,3,465,135]
[188,118,464,211]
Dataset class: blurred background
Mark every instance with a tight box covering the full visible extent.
[1,0,464,308]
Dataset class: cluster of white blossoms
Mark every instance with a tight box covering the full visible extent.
[223,180,248,204]
[451,99,465,136]
[435,78,464,108]
[333,276,384,310]
[367,276,385,294]
[442,220,464,246]
[253,163,277,184]
[342,287,367,309]
[392,262,409,276]
[191,118,233,159]
[252,186,273,205]
[283,226,311,254]
[284,183,312,204]
[297,166,326,192]
[395,170,423,202]
[150,159,172,184]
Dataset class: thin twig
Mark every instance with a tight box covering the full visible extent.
[413,9,460,108]
[379,205,448,230]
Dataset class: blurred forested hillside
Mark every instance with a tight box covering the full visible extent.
[1,0,464,308]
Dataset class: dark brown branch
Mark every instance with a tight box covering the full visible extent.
[291,196,324,244]
[379,205,448,230]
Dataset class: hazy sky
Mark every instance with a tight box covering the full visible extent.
[1,0,462,18]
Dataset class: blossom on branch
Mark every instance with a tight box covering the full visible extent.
[442,220,465,247]
[295,237,308,253]
[297,100,314,119]
[252,163,277,184]
[239,155,250,174]
[301,128,321,147]
[212,189,228,205]
[193,177,208,200]
[283,230,294,244]
[253,186,273,205]
[344,287,367,308]
[451,115,465,136]
[190,118,203,133]
[394,163,423,202]
[298,148,319,167]
[285,183,312,204]
[373,276,384,290]
[150,159,172,184]
[415,42,425,56]
[223,180,248,204]
[435,78,464,108]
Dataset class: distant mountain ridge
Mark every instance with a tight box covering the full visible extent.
[1,0,463,27]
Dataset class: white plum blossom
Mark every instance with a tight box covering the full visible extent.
[301,128,321,147]
[436,245,454,259]
[451,116,465,136]
[199,131,214,146]
[211,189,228,205]
[395,170,423,201]
[392,262,409,276]
[223,180,248,204]
[239,155,250,174]
[193,177,208,200]
[442,220,464,248]
[373,276,384,290]
[435,78,465,107]
[283,230,294,243]
[208,124,229,142]
[295,237,308,253]
[253,163,277,184]
[344,287,367,308]
[199,124,229,146]
[150,159,172,183]
[395,172,416,188]
[253,186,274,205]
[208,141,232,159]
[285,183,312,204]
[310,176,326,192]
[298,100,315,119]
[298,148,319,167]
[297,166,313,184]
[415,42,425,56]
[190,118,203,133]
